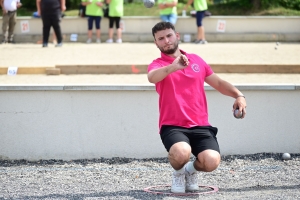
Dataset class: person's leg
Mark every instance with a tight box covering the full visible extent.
[160,126,192,193]
[168,13,177,25]
[87,16,93,43]
[115,17,122,43]
[106,17,114,42]
[195,11,207,43]
[8,12,17,42]
[108,28,113,39]
[185,126,220,191]
[41,15,51,46]
[51,30,57,44]
[194,149,220,172]
[168,142,191,170]
[51,13,63,45]
[95,16,101,42]
[160,15,168,22]
[197,26,205,42]
[2,12,10,42]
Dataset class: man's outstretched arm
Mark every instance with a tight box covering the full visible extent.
[148,65,177,84]
[148,55,189,84]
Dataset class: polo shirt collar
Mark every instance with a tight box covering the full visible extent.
[161,49,187,62]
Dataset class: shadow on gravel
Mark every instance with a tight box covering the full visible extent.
[1,153,300,167]
[18,190,201,200]
[0,157,170,167]
[221,184,300,193]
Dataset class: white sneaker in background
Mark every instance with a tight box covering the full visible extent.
[116,38,122,43]
[86,38,92,44]
[96,39,101,43]
[106,39,113,43]
[171,170,185,193]
[195,40,208,44]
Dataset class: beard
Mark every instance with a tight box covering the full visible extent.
[158,39,179,54]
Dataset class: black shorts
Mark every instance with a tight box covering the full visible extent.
[108,16,121,29]
[160,125,220,157]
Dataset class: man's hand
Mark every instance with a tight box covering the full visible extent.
[61,5,66,12]
[96,1,103,7]
[232,96,247,119]
[171,54,189,70]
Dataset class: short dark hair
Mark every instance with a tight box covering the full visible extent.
[152,21,176,39]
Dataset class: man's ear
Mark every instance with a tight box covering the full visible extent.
[176,32,180,40]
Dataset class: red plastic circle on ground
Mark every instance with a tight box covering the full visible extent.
[144,184,218,196]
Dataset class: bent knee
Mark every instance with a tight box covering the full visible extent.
[169,142,191,164]
[198,150,221,172]
[202,159,220,172]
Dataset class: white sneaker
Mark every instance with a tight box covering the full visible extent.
[106,39,113,43]
[185,169,199,191]
[86,38,92,44]
[116,38,122,43]
[171,171,185,193]
[96,39,101,43]
[195,39,208,44]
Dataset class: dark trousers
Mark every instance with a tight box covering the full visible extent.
[41,13,62,44]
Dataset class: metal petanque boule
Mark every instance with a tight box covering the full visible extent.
[143,0,155,8]
[282,153,291,160]
[233,109,243,119]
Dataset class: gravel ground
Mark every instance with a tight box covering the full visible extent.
[0,153,299,200]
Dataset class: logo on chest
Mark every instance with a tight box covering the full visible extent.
[191,64,200,72]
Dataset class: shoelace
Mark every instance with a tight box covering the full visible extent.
[186,172,198,185]
[173,173,185,186]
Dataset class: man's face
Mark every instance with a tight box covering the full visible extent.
[154,28,180,54]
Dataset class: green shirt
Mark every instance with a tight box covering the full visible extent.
[194,0,207,11]
[109,0,124,17]
[158,0,177,15]
[82,0,104,16]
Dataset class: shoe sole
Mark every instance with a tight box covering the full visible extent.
[171,188,185,193]
[186,185,199,191]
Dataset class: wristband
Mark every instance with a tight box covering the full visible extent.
[236,95,245,99]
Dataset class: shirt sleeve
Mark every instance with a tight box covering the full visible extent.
[204,62,214,77]
[148,59,163,73]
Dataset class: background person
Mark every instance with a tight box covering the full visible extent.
[158,0,178,25]
[1,0,22,44]
[148,22,247,193]
[184,0,208,44]
[36,0,66,47]
[105,0,123,43]
[81,0,104,43]
[33,11,64,45]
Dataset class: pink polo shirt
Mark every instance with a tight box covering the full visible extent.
[148,50,214,131]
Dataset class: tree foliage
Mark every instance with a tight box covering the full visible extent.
[20,0,82,10]
[210,0,300,10]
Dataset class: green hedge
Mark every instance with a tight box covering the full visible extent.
[279,0,300,10]
[19,0,300,10]
[210,0,300,10]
